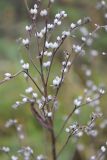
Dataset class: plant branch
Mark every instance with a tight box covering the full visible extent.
[23,70,44,95]
[0,70,23,85]
[49,127,57,160]
[56,92,107,140]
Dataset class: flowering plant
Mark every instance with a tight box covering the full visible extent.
[0,0,107,160]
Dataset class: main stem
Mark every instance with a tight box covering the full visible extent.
[50,127,57,160]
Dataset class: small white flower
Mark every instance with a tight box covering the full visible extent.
[55,13,61,19]
[80,27,89,36]
[25,87,33,94]
[62,61,66,66]
[57,36,61,41]
[99,89,105,94]
[57,21,61,25]
[101,146,106,152]
[45,41,50,48]
[36,32,43,38]
[53,76,62,87]
[101,0,106,6]
[43,61,51,68]
[76,131,83,137]
[22,97,28,103]
[22,38,29,46]
[16,101,20,105]
[34,4,38,9]
[25,25,32,31]
[37,100,43,109]
[77,19,82,25]
[5,119,17,128]
[4,73,12,78]
[54,19,58,24]
[73,45,82,53]
[90,156,95,160]
[48,95,52,100]
[67,61,71,66]
[1,147,10,153]
[65,128,70,133]
[26,146,33,154]
[11,155,18,160]
[37,155,45,160]
[23,73,28,78]
[62,31,70,36]
[47,23,54,29]
[41,96,45,102]
[62,68,68,73]
[47,52,52,57]
[74,109,80,115]
[90,50,98,56]
[19,134,24,140]
[50,0,54,3]
[104,13,107,18]
[60,11,66,16]
[74,98,81,107]
[47,112,52,117]
[22,63,29,70]
[86,97,92,103]
[81,36,86,42]
[52,42,58,49]
[32,93,38,98]
[40,9,48,16]
[20,59,24,64]
[30,8,38,15]
[69,123,77,130]
[102,52,107,55]
[85,69,92,76]
[45,41,58,49]
[64,14,67,17]
[70,23,76,29]
[41,27,46,34]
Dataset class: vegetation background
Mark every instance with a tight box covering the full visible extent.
[0,0,107,159]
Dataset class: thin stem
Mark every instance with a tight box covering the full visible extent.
[24,0,29,12]
[46,36,67,87]
[50,128,57,160]
[56,92,107,140]
[34,24,47,91]
[23,70,44,95]
[56,106,76,140]
[52,52,78,112]
[57,134,72,158]
[27,49,41,76]
[0,70,23,85]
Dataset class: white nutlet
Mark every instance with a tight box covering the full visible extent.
[70,23,76,29]
[47,112,52,117]
[22,38,29,46]
[4,73,12,80]
[25,25,32,31]
[40,9,48,16]
[22,63,29,70]
[25,87,33,94]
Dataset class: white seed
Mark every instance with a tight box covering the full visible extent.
[22,63,29,70]
[70,23,76,29]
[40,9,48,16]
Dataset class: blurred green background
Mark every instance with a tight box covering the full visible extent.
[0,0,107,159]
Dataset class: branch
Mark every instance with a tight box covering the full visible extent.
[31,103,51,130]
[24,70,44,95]
[0,70,23,85]
[56,92,107,140]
